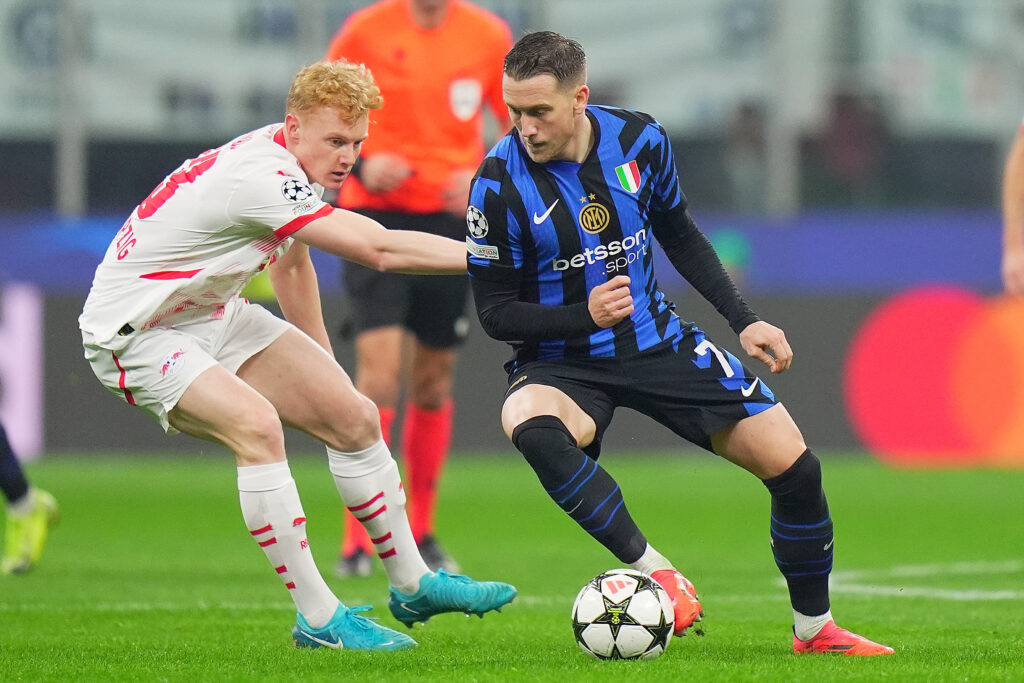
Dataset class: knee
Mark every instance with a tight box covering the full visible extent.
[325,393,381,452]
[233,404,286,466]
[511,415,577,468]
[408,368,453,410]
[763,449,826,506]
[357,372,401,407]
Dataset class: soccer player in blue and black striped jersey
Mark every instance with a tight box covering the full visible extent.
[467,31,893,656]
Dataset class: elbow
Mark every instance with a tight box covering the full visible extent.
[478,308,515,342]
[359,249,392,273]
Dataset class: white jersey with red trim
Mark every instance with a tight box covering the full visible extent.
[80,124,333,343]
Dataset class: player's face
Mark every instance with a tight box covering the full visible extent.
[504,73,589,164]
[284,107,369,190]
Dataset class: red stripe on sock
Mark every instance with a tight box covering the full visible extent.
[292,517,306,527]
[250,524,273,536]
[285,581,296,590]
[275,565,287,574]
[258,537,277,547]
[378,548,396,559]
[356,505,386,522]
[349,491,384,512]
[370,532,392,545]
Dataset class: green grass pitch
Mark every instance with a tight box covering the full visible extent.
[2,451,1022,682]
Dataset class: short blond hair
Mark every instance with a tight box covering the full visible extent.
[286,61,383,123]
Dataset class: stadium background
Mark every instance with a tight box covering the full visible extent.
[1,0,1023,466]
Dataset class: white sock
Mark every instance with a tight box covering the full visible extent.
[328,440,429,595]
[630,544,673,576]
[238,461,339,628]
[793,609,833,641]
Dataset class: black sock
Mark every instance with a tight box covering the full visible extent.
[762,449,832,616]
[0,423,30,504]
[512,415,647,563]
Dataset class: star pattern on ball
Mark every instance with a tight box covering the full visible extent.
[591,601,637,639]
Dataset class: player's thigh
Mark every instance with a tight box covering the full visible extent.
[501,384,598,447]
[168,364,285,462]
[711,403,807,479]
[408,341,458,408]
[352,326,405,403]
[236,328,378,450]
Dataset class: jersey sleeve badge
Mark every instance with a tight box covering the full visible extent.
[281,178,315,202]
[466,205,489,238]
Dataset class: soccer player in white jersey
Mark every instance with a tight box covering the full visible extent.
[79,61,515,652]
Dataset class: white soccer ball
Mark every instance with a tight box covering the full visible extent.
[571,568,674,660]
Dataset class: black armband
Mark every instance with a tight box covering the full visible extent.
[470,275,601,343]
[654,208,759,334]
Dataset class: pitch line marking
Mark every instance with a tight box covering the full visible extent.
[4,560,1020,613]
[805,559,1024,601]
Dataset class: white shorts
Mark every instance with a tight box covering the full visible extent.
[82,299,292,433]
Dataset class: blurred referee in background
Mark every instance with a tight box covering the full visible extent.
[325,0,512,577]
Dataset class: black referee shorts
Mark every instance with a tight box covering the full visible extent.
[505,327,778,456]
[342,209,469,349]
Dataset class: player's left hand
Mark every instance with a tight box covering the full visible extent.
[739,321,793,374]
[442,169,476,218]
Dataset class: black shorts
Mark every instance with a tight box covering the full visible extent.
[505,327,778,456]
[342,209,469,349]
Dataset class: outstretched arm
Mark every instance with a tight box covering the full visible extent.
[1003,127,1024,295]
[294,208,465,274]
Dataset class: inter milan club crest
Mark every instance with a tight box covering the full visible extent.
[577,193,610,234]
[281,178,314,202]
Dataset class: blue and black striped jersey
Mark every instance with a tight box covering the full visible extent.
[467,105,691,367]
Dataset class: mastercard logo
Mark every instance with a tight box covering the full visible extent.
[844,286,1024,467]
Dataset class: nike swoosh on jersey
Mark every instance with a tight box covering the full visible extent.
[740,377,760,398]
[533,199,559,224]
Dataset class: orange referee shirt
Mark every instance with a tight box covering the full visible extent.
[326,0,513,214]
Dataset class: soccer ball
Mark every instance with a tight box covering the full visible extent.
[571,568,674,660]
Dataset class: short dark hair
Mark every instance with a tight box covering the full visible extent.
[503,31,586,86]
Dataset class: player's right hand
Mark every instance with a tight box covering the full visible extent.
[589,275,633,328]
[360,153,414,193]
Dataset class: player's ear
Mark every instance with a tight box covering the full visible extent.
[573,84,589,114]
[284,112,301,144]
